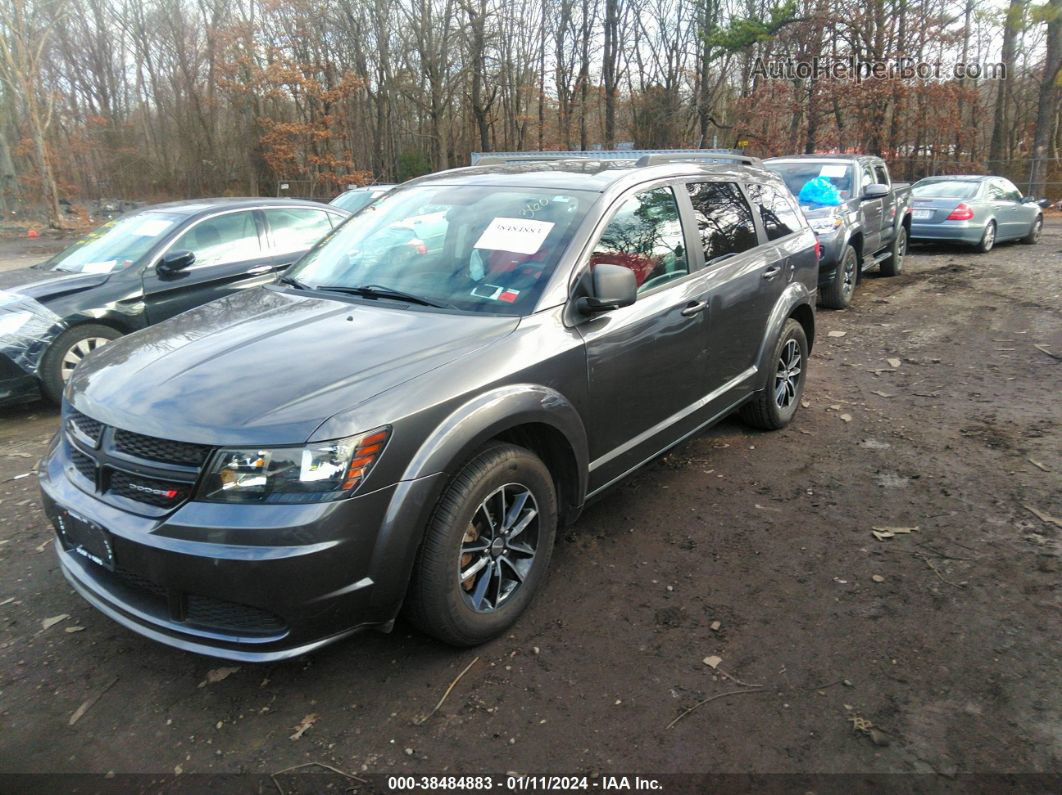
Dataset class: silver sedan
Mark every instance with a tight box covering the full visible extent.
[909,175,1043,252]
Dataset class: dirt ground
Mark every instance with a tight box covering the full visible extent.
[0,221,1059,782]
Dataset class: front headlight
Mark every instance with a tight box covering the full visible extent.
[807,215,843,235]
[198,428,390,504]
[0,310,33,337]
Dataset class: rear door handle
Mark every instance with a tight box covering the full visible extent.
[680,300,707,317]
[762,264,782,280]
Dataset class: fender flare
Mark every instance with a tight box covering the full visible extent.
[368,384,589,612]
[752,284,815,389]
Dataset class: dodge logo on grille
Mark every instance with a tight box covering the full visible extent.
[128,483,179,499]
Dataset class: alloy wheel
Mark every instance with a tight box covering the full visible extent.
[841,252,857,299]
[774,339,802,409]
[61,337,112,381]
[983,223,995,251]
[459,483,539,613]
[1031,219,1042,243]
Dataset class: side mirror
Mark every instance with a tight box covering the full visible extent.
[863,183,889,200]
[156,250,195,276]
[1020,195,1038,204]
[576,263,637,314]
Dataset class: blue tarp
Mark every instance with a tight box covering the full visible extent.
[798,176,843,207]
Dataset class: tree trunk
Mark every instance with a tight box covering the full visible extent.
[1029,0,1061,197]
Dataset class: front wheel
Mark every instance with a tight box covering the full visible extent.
[819,245,859,309]
[739,318,809,431]
[39,324,121,404]
[404,443,557,646]
[1021,215,1042,245]
[879,226,907,277]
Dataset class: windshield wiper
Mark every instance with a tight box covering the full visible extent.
[278,274,309,289]
[312,283,444,308]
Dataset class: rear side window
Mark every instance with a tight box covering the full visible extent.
[687,182,758,263]
[746,183,802,241]
[874,164,889,185]
[170,210,261,267]
[265,208,333,256]
[591,186,689,293]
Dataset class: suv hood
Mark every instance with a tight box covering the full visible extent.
[70,287,519,444]
[0,266,111,301]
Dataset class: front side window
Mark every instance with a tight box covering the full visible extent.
[590,186,689,293]
[288,185,593,315]
[265,209,334,256]
[170,211,261,267]
[47,212,183,273]
[746,183,802,241]
[687,182,758,263]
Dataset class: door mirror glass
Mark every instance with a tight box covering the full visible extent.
[863,183,889,200]
[578,263,637,314]
[156,250,195,275]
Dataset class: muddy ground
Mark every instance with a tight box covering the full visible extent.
[0,222,1059,781]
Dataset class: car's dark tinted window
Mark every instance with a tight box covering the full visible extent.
[746,183,802,241]
[874,164,889,185]
[591,186,688,293]
[265,208,333,256]
[687,182,758,263]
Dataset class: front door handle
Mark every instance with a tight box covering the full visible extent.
[762,264,782,280]
[248,265,273,275]
[680,300,707,317]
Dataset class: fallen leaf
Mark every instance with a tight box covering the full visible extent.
[886,358,902,368]
[290,713,319,740]
[198,666,240,688]
[0,597,14,606]
[801,400,810,408]
[1033,343,1061,361]
[710,621,721,631]
[840,413,853,422]
[1023,504,1062,529]
[871,391,894,398]
[871,526,919,541]
[1027,458,1050,472]
[64,625,85,633]
[42,614,69,630]
[703,655,722,669]
[754,503,781,512]
[828,330,847,338]
[35,538,52,553]
[871,574,885,583]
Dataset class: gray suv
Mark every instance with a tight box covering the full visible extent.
[38,154,818,661]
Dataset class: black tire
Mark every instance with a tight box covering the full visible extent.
[39,323,121,404]
[976,221,996,253]
[819,245,859,309]
[1021,215,1042,245]
[404,442,557,646]
[879,225,907,277]
[739,318,808,431]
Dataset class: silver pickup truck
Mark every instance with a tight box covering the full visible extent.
[765,155,913,309]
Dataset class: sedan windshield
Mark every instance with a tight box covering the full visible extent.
[47,212,182,273]
[768,161,854,201]
[912,180,981,199]
[289,185,593,314]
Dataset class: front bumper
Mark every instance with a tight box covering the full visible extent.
[910,220,986,244]
[0,352,41,406]
[39,431,442,661]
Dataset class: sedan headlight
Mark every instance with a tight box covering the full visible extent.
[807,214,843,235]
[0,310,33,336]
[199,428,390,504]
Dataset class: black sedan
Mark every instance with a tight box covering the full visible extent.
[0,198,348,406]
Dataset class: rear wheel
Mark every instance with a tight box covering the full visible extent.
[819,245,858,309]
[879,226,907,276]
[976,221,996,253]
[739,319,808,431]
[40,324,121,404]
[1021,215,1042,245]
[404,443,557,646]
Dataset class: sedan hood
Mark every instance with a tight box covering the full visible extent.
[69,287,518,444]
[0,266,110,301]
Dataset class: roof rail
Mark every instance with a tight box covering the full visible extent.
[635,152,762,168]
[475,155,595,165]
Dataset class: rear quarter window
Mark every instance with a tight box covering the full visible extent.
[745,182,804,241]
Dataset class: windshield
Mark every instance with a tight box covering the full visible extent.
[289,185,593,315]
[47,212,181,273]
[768,161,854,201]
[331,190,380,214]
[912,180,981,199]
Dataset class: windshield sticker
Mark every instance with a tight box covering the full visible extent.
[474,217,554,255]
[819,165,848,178]
[132,218,174,237]
[80,260,118,274]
